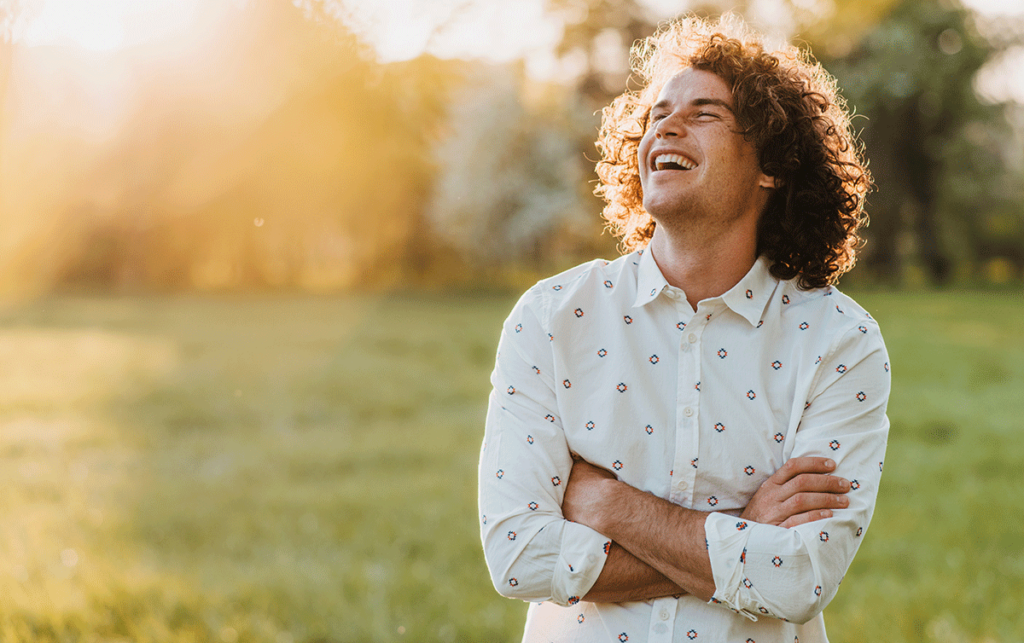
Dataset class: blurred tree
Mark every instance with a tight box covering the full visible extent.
[426,64,593,271]
[543,0,1023,284]
[540,0,906,260]
[546,0,904,107]
[549,0,657,101]
[823,0,1024,285]
[0,0,40,295]
[0,0,459,293]
[0,1,15,190]
[534,0,661,262]
[0,0,36,151]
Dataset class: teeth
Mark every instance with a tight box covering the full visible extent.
[654,153,696,171]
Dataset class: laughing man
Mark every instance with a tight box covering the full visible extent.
[479,15,889,643]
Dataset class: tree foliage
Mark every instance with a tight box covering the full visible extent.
[549,0,657,101]
[2,0,1022,293]
[0,0,457,293]
[426,65,591,270]
[543,0,1024,285]
[823,0,1024,284]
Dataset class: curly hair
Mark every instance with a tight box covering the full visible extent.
[595,14,871,289]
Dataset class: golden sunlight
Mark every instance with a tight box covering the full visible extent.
[336,0,556,64]
[21,0,202,50]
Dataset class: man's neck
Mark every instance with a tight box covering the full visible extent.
[647,223,758,311]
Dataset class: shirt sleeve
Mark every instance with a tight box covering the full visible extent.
[704,319,890,624]
[478,289,611,606]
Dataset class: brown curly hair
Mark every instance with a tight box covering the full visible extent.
[595,14,871,289]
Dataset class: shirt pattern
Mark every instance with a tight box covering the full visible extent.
[478,250,890,643]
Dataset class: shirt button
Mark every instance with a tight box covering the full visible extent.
[683,407,694,417]
[659,609,671,621]
[688,333,697,343]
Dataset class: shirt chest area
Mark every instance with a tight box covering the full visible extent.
[547,297,817,511]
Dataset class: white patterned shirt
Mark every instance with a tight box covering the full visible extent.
[478,248,890,643]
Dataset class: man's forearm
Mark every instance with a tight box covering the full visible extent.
[583,542,685,603]
[564,455,851,606]
[588,479,717,601]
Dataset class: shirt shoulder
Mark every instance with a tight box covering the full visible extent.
[774,282,889,382]
[776,282,882,334]
[520,253,640,319]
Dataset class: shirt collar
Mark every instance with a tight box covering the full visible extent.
[632,248,670,308]
[632,249,778,327]
[720,255,778,326]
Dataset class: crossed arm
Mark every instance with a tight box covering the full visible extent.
[566,455,851,603]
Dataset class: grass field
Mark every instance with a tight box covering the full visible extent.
[0,290,1021,642]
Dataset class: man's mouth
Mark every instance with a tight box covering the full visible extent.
[652,153,697,172]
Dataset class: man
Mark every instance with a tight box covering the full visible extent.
[479,14,889,643]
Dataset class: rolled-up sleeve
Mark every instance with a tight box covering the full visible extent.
[705,320,890,623]
[478,289,610,606]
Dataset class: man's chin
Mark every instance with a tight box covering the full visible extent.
[643,197,693,222]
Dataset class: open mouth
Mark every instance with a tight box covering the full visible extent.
[652,153,697,172]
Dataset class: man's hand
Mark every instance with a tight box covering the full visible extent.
[740,457,850,527]
[565,455,850,531]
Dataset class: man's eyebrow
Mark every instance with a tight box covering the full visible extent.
[649,97,735,113]
[691,98,734,112]
[651,99,671,112]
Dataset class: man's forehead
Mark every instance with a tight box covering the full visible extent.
[653,68,735,109]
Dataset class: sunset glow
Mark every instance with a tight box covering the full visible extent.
[1,0,1022,297]
[21,0,202,50]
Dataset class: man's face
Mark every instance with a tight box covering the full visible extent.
[637,68,774,226]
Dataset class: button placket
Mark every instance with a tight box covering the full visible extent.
[689,305,712,500]
[672,299,700,506]
[647,597,676,641]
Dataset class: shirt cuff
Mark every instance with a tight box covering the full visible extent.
[704,512,759,621]
[549,521,611,607]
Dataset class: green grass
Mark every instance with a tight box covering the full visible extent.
[0,290,1020,642]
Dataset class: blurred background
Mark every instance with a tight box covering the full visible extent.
[0,0,1022,641]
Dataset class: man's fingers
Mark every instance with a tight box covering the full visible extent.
[743,460,850,526]
[778,509,833,529]
[785,491,849,516]
[771,457,837,485]
[782,473,850,498]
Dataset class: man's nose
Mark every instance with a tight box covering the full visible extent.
[654,116,685,139]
